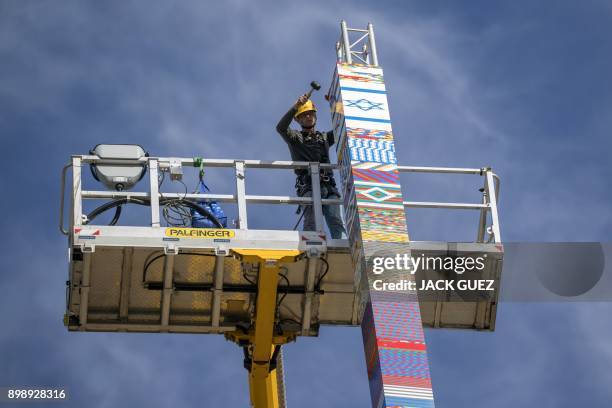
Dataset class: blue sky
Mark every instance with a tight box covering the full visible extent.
[1,1,611,407]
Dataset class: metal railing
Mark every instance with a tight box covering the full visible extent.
[60,156,501,243]
[397,166,501,243]
[60,156,343,235]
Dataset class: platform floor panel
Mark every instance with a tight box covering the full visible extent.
[66,227,503,334]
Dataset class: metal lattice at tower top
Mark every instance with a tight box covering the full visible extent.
[336,21,379,66]
[59,21,503,408]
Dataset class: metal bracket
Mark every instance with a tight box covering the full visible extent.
[215,247,230,256]
[307,247,323,259]
[80,243,96,253]
[164,245,179,255]
[168,158,183,181]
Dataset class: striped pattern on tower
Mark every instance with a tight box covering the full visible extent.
[328,63,435,407]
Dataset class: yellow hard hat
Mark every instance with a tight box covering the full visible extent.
[295,100,317,118]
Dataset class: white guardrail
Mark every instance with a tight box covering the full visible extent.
[60,156,501,243]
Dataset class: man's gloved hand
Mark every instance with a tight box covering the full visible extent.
[294,94,309,109]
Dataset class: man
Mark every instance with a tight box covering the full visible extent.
[276,94,346,239]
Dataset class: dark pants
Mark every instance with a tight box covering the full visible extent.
[300,185,346,239]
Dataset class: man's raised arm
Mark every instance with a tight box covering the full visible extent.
[276,94,309,143]
[276,106,298,144]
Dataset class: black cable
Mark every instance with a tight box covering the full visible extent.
[183,252,218,260]
[161,179,192,226]
[158,170,165,188]
[163,203,192,226]
[84,198,149,225]
[315,257,329,289]
[109,205,122,226]
[243,272,256,285]
[142,253,166,283]
[280,273,290,287]
[84,197,223,228]
[277,273,291,309]
[242,263,287,287]
[275,272,293,337]
[280,318,302,326]
[292,210,305,230]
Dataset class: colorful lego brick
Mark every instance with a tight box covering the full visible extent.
[348,139,397,164]
[331,62,435,407]
[347,127,395,141]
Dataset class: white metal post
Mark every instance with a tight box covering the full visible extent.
[341,20,352,64]
[160,254,175,327]
[485,170,502,243]
[235,161,248,229]
[72,157,83,227]
[78,252,92,327]
[119,247,133,322]
[477,178,488,243]
[301,257,318,336]
[367,22,379,67]
[211,255,225,328]
[309,163,324,233]
[149,159,161,227]
[336,40,342,61]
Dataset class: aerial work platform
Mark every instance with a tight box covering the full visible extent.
[61,155,502,336]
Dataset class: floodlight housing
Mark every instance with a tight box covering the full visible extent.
[89,144,148,191]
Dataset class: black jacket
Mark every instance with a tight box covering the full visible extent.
[276,107,336,177]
